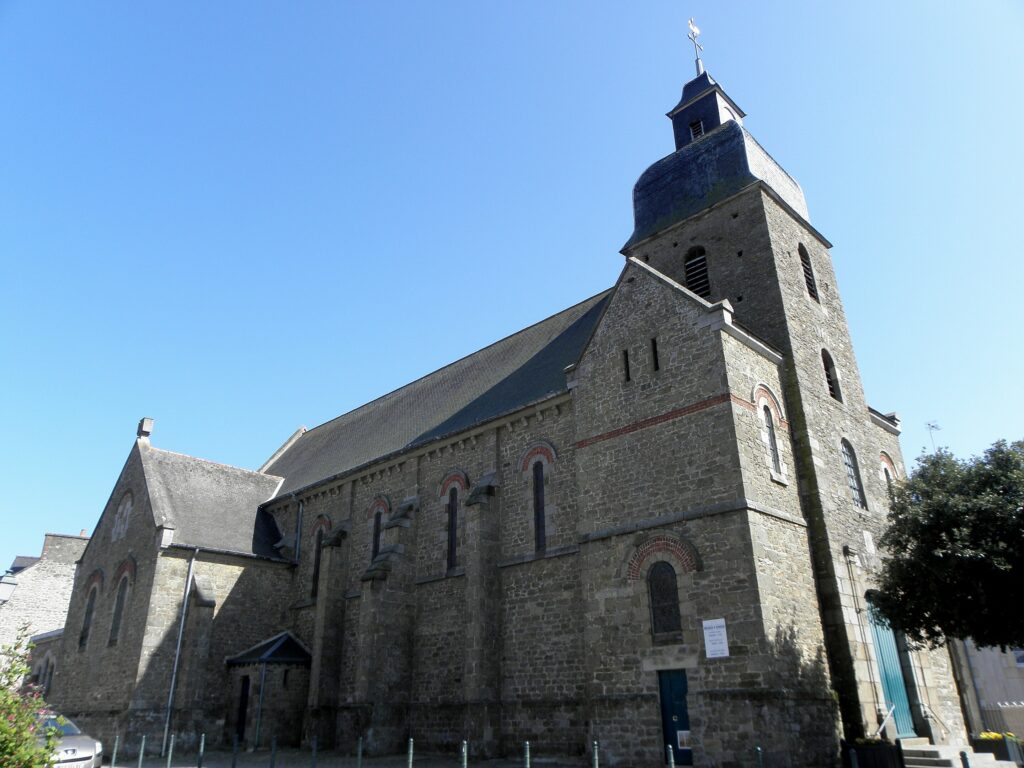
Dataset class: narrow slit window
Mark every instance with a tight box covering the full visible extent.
[651,338,660,372]
[79,587,97,649]
[799,244,819,301]
[764,405,781,474]
[689,120,704,140]
[841,440,868,509]
[684,247,710,299]
[822,350,842,401]
[533,461,546,552]
[623,349,631,382]
[648,562,682,634]
[371,511,382,560]
[108,577,129,646]
[311,528,325,598]
[447,487,458,570]
[883,466,893,494]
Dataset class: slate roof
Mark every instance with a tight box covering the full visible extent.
[624,120,808,250]
[263,291,611,499]
[8,556,40,574]
[226,631,311,667]
[139,444,284,558]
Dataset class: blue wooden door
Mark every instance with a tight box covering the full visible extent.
[658,670,693,765]
[868,611,916,738]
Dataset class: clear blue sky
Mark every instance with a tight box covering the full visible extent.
[2,2,1022,568]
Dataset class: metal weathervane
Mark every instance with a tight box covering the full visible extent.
[688,18,705,75]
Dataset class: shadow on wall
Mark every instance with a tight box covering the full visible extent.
[753,625,839,767]
[118,559,293,758]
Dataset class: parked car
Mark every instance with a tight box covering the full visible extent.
[39,714,103,768]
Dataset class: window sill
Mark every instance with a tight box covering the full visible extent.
[769,470,788,486]
[652,631,685,646]
[414,566,465,586]
[497,544,580,569]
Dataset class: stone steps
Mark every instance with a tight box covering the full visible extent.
[899,740,1017,768]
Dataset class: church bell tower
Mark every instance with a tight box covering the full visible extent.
[619,34,964,745]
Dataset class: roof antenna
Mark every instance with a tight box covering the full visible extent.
[687,18,704,76]
[925,421,941,452]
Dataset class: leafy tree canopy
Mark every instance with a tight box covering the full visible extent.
[874,440,1024,649]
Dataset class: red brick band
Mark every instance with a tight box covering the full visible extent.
[520,443,556,473]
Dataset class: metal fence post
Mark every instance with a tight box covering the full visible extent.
[407,737,415,767]
[166,734,175,768]
[666,743,675,768]
[848,747,860,768]
[960,751,971,768]
[524,740,531,768]
[111,734,119,768]
[197,733,205,768]
[270,736,277,768]
[461,739,468,768]
[137,735,146,768]
[356,735,363,768]
[231,734,239,768]
[592,740,599,768]
[311,735,318,768]
[756,745,764,768]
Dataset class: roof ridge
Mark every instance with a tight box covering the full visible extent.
[289,288,613,441]
[143,442,283,480]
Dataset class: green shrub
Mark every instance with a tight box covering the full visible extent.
[0,630,57,768]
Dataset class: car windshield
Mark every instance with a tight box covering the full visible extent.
[41,717,81,736]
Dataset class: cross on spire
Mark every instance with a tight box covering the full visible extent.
[687,18,705,76]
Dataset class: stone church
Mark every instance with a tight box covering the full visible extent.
[47,62,970,767]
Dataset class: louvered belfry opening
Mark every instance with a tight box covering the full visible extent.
[841,440,868,509]
[689,120,704,140]
[822,350,841,401]
[799,244,819,301]
[684,247,711,299]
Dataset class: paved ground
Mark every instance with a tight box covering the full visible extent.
[111,748,582,768]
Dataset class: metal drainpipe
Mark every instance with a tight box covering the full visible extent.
[843,546,884,721]
[292,494,303,563]
[254,662,268,748]
[162,547,199,756]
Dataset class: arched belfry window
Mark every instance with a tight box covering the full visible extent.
[447,487,459,570]
[683,247,711,299]
[799,244,819,302]
[841,440,868,509]
[79,587,98,649]
[108,576,130,646]
[764,405,782,474]
[533,460,546,552]
[822,350,842,402]
[648,562,682,635]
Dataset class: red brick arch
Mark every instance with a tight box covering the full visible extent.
[112,557,136,588]
[626,535,700,581]
[83,568,104,593]
[366,497,390,520]
[311,515,332,536]
[439,470,469,498]
[520,441,557,473]
[752,383,787,427]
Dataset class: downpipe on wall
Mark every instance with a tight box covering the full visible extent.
[162,547,198,756]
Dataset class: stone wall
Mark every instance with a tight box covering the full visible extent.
[0,533,88,651]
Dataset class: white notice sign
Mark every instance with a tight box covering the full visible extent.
[703,618,729,658]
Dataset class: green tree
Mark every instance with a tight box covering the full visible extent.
[874,440,1024,648]
[0,630,57,768]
